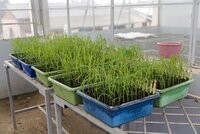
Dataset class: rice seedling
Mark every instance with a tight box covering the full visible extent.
[12,35,190,107]
[150,56,190,89]
[12,37,42,64]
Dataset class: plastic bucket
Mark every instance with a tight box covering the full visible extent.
[77,90,160,127]
[158,42,182,58]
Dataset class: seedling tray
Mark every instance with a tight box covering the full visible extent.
[48,74,85,105]
[77,89,160,127]
[32,66,62,87]
[9,54,22,70]
[19,59,36,78]
[155,79,194,107]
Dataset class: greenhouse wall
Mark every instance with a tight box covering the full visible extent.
[159,4,191,34]
[0,40,36,99]
[159,0,200,36]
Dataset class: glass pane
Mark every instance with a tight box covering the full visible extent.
[69,0,92,7]
[115,0,131,5]
[130,7,158,28]
[48,0,66,8]
[160,5,192,30]
[2,24,34,39]
[0,11,32,24]
[129,0,158,4]
[114,7,129,29]
[70,9,93,33]
[49,9,67,33]
[95,8,110,31]
[161,0,192,4]
[94,0,110,6]
[114,4,192,59]
[0,0,30,9]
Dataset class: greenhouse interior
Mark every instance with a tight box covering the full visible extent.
[0,0,200,134]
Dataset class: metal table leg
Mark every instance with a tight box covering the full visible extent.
[45,90,53,134]
[54,100,62,134]
[5,66,17,129]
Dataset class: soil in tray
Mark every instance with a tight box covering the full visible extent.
[12,53,26,59]
[36,64,60,72]
[85,86,153,106]
[155,76,189,90]
[21,57,38,65]
[55,74,86,88]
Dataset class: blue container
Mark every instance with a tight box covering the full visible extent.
[9,54,22,70]
[19,59,36,78]
[77,90,160,127]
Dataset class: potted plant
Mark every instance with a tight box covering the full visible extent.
[32,64,62,87]
[17,37,42,77]
[32,36,66,86]
[151,57,194,107]
[48,70,90,105]
[48,36,108,105]
[10,38,29,69]
[77,57,160,127]
[11,37,41,77]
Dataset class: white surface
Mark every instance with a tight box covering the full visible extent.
[115,32,156,39]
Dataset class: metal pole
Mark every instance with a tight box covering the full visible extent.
[5,66,16,129]
[66,0,71,35]
[128,0,131,30]
[110,0,114,42]
[191,0,199,65]
[0,21,2,39]
[40,0,50,36]
[54,99,63,134]
[117,0,125,24]
[44,90,53,134]
[30,0,38,36]
[157,0,161,27]
[92,0,95,32]
[189,0,196,66]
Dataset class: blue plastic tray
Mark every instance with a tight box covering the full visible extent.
[77,90,160,127]
[9,54,22,70]
[19,59,36,78]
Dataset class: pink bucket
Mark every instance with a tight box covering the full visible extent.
[158,42,182,58]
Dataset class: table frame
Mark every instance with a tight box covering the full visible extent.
[6,59,199,134]
[54,95,127,134]
[4,60,54,134]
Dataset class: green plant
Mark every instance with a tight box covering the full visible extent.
[150,57,191,89]
[79,43,155,106]
[12,37,42,64]
[12,35,191,107]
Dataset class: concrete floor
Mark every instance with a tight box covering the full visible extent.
[0,91,106,134]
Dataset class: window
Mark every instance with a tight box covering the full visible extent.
[0,0,34,39]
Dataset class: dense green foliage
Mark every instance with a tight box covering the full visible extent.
[12,35,191,106]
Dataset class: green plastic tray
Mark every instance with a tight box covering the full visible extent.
[32,66,61,87]
[155,79,194,107]
[48,74,84,105]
